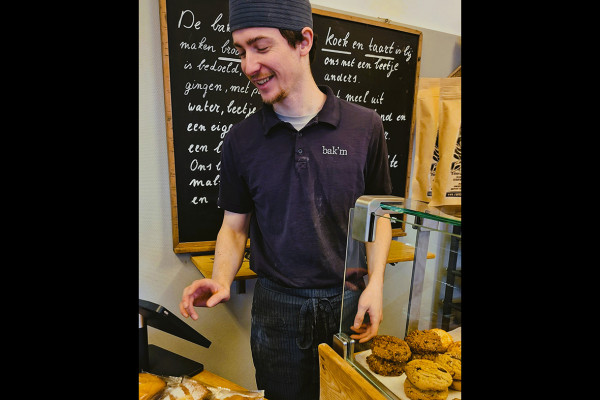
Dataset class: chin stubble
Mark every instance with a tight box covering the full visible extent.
[263,89,288,106]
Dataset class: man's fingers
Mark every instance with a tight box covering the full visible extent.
[179,301,189,318]
[205,290,226,308]
[179,280,211,319]
[180,296,200,320]
[353,303,367,329]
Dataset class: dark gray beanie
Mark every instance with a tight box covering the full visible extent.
[229,0,313,32]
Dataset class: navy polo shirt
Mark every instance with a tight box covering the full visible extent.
[218,85,392,288]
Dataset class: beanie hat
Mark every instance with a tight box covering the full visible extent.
[229,0,313,32]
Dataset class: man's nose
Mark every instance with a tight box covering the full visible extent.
[242,52,260,78]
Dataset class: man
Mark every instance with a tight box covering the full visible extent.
[180,1,392,399]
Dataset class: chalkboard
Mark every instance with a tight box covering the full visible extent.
[159,0,422,253]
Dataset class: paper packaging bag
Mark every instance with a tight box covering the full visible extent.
[429,77,461,208]
[411,78,441,203]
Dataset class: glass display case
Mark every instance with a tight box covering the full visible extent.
[333,195,461,400]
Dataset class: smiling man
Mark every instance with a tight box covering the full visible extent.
[179,1,393,399]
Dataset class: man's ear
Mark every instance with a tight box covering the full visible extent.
[299,27,314,56]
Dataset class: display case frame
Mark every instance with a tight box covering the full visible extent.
[330,195,461,400]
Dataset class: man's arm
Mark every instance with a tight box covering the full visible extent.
[212,210,252,288]
[180,210,251,319]
[350,213,392,342]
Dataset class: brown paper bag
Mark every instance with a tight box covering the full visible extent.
[411,78,441,203]
[429,77,461,208]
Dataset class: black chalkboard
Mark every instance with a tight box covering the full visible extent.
[159,0,421,253]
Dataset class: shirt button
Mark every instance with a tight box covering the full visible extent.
[297,148,303,154]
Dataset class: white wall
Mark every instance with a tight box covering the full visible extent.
[139,0,460,389]
[311,0,460,36]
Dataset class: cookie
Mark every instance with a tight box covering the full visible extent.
[446,341,461,360]
[434,353,461,380]
[403,377,449,400]
[429,329,453,351]
[405,359,453,391]
[371,335,411,362]
[450,379,461,391]
[366,353,406,376]
[405,330,445,353]
[410,351,438,362]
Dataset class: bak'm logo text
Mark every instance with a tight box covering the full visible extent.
[322,145,348,156]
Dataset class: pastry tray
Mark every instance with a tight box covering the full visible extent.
[354,350,461,400]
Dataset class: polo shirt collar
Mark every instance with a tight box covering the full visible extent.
[261,85,340,135]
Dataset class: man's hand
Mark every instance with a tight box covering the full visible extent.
[349,282,383,343]
[179,279,231,320]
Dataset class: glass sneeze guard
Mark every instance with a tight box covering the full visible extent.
[335,195,462,400]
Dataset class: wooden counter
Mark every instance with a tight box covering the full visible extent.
[319,343,388,400]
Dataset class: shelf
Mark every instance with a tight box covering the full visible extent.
[387,240,435,264]
[189,239,434,291]
[191,255,256,281]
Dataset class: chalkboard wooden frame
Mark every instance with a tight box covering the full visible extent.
[159,0,421,253]
[159,0,194,253]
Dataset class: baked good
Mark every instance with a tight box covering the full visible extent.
[410,351,437,361]
[371,335,411,362]
[434,353,461,380]
[447,341,460,351]
[405,330,445,353]
[139,373,166,400]
[449,379,461,391]
[446,341,461,360]
[161,378,211,400]
[404,359,452,391]
[366,353,406,376]
[403,377,448,400]
[429,329,453,351]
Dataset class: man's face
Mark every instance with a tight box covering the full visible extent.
[232,27,302,106]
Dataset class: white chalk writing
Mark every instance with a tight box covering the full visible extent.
[170,12,417,208]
